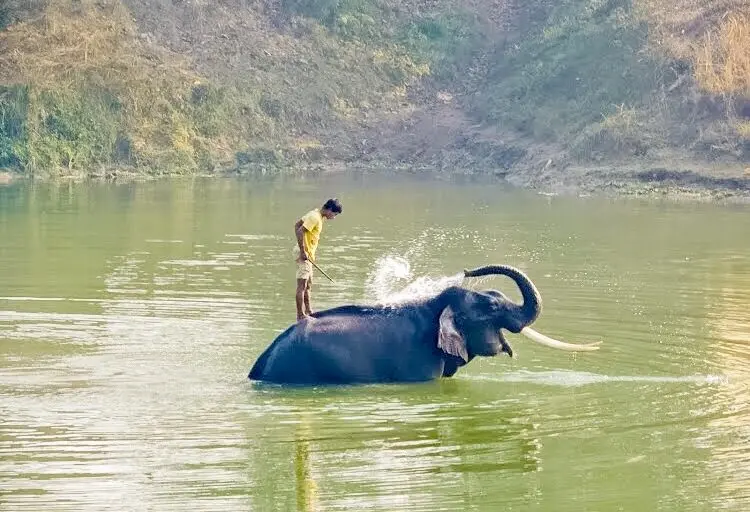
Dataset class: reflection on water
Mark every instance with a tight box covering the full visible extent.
[295,417,318,512]
[466,370,728,386]
[703,257,750,508]
[244,384,546,511]
[1,175,750,511]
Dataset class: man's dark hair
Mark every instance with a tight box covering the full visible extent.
[322,198,343,214]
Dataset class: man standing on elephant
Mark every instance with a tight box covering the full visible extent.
[294,198,343,321]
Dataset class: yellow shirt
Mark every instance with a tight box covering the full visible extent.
[300,208,324,261]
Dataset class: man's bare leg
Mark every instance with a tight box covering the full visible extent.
[303,278,313,316]
[296,279,308,320]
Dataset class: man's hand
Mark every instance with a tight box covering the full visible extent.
[295,219,308,261]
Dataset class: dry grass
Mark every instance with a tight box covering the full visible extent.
[630,0,750,160]
[601,104,640,138]
[634,0,750,60]
[571,103,655,162]
[736,120,750,138]
[3,0,747,175]
[0,0,271,173]
[635,0,750,96]
[693,14,750,96]
[1,0,157,85]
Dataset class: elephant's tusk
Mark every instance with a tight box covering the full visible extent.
[520,327,602,352]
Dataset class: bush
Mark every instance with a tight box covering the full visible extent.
[19,87,121,172]
[398,11,482,80]
[0,86,29,167]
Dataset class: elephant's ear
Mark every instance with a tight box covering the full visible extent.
[438,307,468,362]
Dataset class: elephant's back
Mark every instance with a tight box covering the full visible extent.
[247,323,302,381]
[248,308,442,384]
[247,342,275,380]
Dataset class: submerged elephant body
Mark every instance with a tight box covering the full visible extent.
[249,304,454,384]
[248,265,599,385]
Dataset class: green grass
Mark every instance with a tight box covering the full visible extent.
[0,86,29,168]
[0,6,10,31]
[0,79,258,176]
[280,0,482,80]
[281,0,389,40]
[26,87,122,172]
[398,10,483,80]
[474,0,656,142]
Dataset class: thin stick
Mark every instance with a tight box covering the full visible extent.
[310,260,335,283]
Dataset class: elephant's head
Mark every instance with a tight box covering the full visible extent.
[434,265,600,363]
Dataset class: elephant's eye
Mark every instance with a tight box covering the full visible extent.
[484,299,499,311]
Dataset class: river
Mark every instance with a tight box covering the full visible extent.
[1,174,749,511]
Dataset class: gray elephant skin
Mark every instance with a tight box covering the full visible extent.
[248,265,599,385]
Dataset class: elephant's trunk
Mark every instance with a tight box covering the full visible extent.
[464,265,541,330]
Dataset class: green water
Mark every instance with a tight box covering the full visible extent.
[1,174,749,511]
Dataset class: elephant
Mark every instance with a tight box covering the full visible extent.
[248,264,600,385]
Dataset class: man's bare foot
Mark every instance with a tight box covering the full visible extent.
[297,313,309,321]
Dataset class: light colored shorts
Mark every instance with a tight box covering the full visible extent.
[293,246,313,281]
[296,259,313,280]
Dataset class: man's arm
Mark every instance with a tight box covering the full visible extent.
[294,219,308,260]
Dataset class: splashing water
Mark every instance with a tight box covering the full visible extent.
[465,370,730,387]
[364,255,463,305]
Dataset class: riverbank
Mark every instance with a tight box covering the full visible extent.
[0,0,750,200]
[2,0,748,200]
[505,159,750,202]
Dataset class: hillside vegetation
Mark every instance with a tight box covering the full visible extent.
[1,0,749,193]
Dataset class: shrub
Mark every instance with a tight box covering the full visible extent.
[0,86,29,167]
[398,11,482,80]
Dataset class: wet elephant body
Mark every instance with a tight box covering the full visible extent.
[248,265,599,385]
